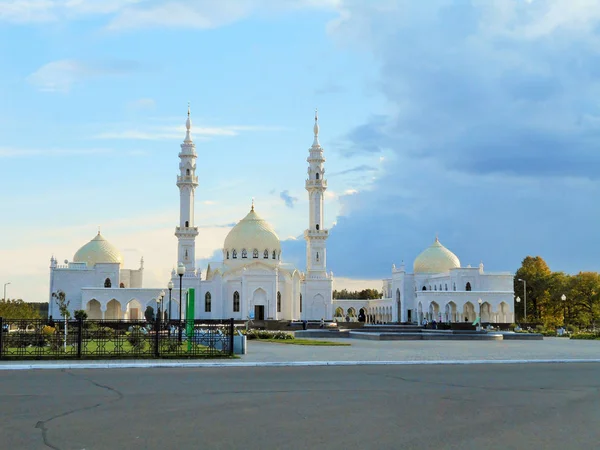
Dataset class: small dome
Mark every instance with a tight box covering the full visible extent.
[413,237,460,274]
[73,232,123,267]
[224,207,280,259]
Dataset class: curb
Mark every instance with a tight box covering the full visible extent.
[1,359,600,370]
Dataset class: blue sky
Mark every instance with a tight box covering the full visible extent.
[1,0,599,302]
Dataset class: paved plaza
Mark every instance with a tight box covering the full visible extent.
[1,337,600,370]
[242,337,600,363]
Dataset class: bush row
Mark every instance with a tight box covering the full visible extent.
[243,330,294,340]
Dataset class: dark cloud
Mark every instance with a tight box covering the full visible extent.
[329,164,377,177]
[279,190,298,208]
[315,1,600,278]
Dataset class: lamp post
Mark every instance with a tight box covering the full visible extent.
[518,278,527,322]
[477,298,483,331]
[561,294,567,326]
[516,296,521,323]
[177,262,185,342]
[3,282,11,301]
[167,281,173,322]
[156,297,161,323]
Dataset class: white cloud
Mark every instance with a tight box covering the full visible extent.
[0,147,111,157]
[1,0,341,27]
[93,124,283,140]
[0,0,142,23]
[27,59,144,92]
[127,98,156,110]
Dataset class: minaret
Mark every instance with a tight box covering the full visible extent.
[175,104,199,273]
[304,109,328,277]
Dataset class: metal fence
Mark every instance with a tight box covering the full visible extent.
[0,317,234,360]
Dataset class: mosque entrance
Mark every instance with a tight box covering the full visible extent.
[254,305,265,321]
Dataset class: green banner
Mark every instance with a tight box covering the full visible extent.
[186,288,195,351]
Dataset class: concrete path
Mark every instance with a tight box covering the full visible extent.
[1,337,600,370]
[2,364,599,449]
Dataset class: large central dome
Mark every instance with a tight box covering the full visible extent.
[413,237,460,274]
[224,207,281,260]
[73,232,123,267]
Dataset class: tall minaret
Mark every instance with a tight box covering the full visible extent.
[304,109,328,277]
[175,104,199,273]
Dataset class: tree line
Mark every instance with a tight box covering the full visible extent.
[515,256,600,329]
[333,289,381,300]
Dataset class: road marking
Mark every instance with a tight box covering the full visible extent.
[1,359,600,370]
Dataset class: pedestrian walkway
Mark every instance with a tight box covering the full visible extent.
[1,337,598,370]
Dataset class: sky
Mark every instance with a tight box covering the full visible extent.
[1,0,599,302]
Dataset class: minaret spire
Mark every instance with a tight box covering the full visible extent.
[185,102,192,143]
[313,108,320,147]
[305,109,328,276]
[175,103,199,273]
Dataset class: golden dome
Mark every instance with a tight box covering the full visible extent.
[413,237,460,274]
[224,207,280,260]
[73,232,123,267]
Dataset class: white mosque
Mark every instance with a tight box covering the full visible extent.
[47,108,515,325]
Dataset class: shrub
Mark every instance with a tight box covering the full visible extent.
[571,332,600,340]
[126,326,147,351]
[566,324,579,333]
[245,329,294,340]
[508,323,517,331]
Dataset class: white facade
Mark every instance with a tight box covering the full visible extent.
[47,108,512,324]
[331,240,515,325]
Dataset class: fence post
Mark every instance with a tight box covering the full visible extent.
[77,318,83,358]
[0,317,3,360]
[229,318,234,356]
[154,317,160,358]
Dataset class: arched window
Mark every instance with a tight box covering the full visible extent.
[299,294,302,313]
[205,292,212,312]
[120,282,125,288]
[253,249,259,258]
[429,285,431,291]
[241,249,247,258]
[226,251,230,259]
[445,284,448,291]
[465,282,472,291]
[434,285,437,291]
[316,172,320,180]
[439,285,442,291]
[272,250,276,259]
[422,286,427,291]
[316,252,319,262]
[277,291,281,313]
[185,220,189,227]
[104,278,111,288]
[264,250,269,259]
[316,224,320,230]
[278,252,281,260]
[186,169,190,176]
[233,291,240,312]
[232,250,237,259]
[453,283,456,291]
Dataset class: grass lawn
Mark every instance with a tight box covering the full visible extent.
[253,338,350,346]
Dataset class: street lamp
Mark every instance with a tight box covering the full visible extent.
[518,278,527,322]
[167,280,173,322]
[156,296,162,323]
[3,282,11,301]
[477,298,483,331]
[177,262,185,342]
[516,296,521,322]
[561,294,567,326]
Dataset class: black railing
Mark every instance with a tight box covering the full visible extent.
[0,317,235,360]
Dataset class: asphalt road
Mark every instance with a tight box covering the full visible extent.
[2,364,600,450]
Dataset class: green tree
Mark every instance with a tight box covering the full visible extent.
[74,310,88,321]
[144,306,154,322]
[514,256,551,321]
[568,272,600,328]
[0,299,41,319]
[52,291,70,352]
